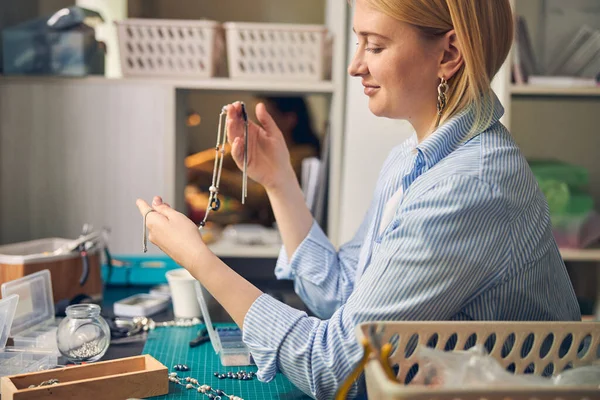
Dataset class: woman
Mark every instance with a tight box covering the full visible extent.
[185,96,321,227]
[137,0,580,398]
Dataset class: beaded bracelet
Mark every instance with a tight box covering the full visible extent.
[168,372,244,400]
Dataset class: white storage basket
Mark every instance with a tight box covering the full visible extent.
[356,321,600,400]
[223,22,331,81]
[115,19,222,78]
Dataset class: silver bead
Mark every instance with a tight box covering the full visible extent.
[209,185,217,193]
[186,384,193,389]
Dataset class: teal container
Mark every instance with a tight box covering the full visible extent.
[102,255,182,286]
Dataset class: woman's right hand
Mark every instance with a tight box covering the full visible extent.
[226,102,294,191]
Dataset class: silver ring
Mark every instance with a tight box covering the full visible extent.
[142,209,156,253]
[144,209,156,219]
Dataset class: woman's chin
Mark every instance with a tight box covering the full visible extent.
[367,99,388,118]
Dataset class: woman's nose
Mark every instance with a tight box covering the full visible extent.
[348,49,367,77]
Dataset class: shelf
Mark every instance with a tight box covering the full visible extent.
[560,248,600,262]
[167,78,336,94]
[207,239,281,258]
[511,85,600,97]
[0,75,336,94]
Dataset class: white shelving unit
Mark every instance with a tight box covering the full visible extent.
[511,85,600,97]
[560,248,600,263]
[207,239,281,259]
[0,1,349,260]
[497,0,600,317]
[0,76,337,94]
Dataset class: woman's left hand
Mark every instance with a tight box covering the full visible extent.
[136,196,207,271]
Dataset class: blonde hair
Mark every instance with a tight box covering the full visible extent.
[363,0,513,132]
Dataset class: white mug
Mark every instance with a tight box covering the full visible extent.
[165,268,201,319]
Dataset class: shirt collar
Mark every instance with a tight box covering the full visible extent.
[416,92,505,170]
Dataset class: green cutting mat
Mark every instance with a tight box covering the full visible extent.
[143,326,310,400]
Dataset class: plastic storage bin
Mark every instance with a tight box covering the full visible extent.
[0,295,56,377]
[356,321,600,400]
[223,22,331,81]
[1,271,60,355]
[194,281,252,366]
[2,15,104,76]
[0,237,103,303]
[115,19,223,78]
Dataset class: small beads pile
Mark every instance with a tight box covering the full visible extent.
[168,373,243,400]
[173,364,190,372]
[213,370,255,380]
[66,340,105,360]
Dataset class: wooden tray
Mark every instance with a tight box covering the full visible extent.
[1,355,168,400]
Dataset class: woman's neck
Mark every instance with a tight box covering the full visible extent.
[411,106,439,143]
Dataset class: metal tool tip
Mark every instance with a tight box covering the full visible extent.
[240,103,248,122]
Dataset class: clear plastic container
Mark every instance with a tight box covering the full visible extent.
[194,281,253,366]
[57,304,110,362]
[0,270,59,355]
[0,294,57,377]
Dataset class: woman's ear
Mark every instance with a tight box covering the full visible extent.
[439,30,463,80]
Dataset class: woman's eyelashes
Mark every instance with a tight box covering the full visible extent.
[355,39,384,54]
[365,46,383,54]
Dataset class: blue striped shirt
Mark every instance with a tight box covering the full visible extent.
[242,94,580,399]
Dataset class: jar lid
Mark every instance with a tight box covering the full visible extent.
[1,270,55,335]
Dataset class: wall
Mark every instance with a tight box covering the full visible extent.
[0,79,180,254]
[129,0,325,24]
[76,0,127,78]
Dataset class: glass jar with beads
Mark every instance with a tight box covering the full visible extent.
[57,304,111,362]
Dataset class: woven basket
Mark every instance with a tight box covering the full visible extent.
[356,321,600,400]
[223,22,331,81]
[115,19,223,78]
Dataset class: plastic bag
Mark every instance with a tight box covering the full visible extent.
[410,346,551,388]
[411,346,600,389]
[553,364,600,387]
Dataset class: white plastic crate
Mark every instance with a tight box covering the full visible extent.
[355,321,600,400]
[115,19,222,78]
[223,22,331,81]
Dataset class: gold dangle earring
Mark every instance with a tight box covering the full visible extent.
[435,76,448,127]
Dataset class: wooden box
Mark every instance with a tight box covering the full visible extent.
[1,355,168,400]
[0,238,103,303]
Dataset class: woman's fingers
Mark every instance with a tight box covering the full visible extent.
[231,137,243,166]
[136,198,153,216]
[153,196,171,208]
[136,198,171,223]
[226,103,245,144]
[255,102,278,135]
